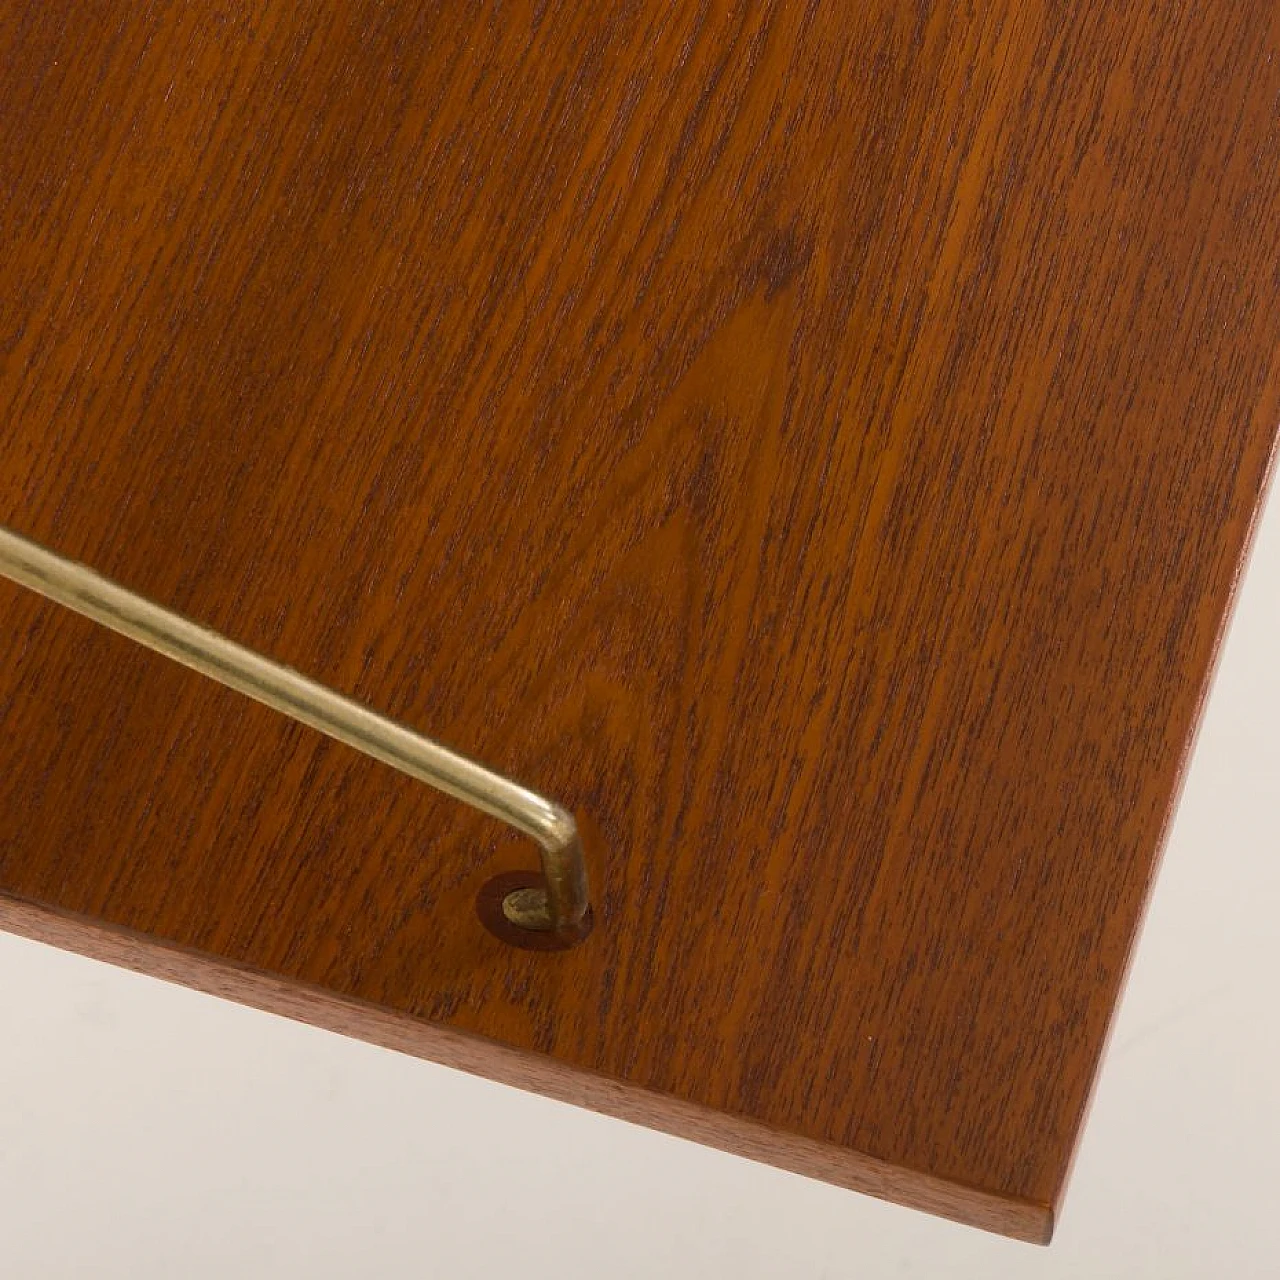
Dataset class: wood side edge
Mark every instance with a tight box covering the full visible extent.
[0,892,1052,1244]
[1052,421,1280,1228]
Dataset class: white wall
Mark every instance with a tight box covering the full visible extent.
[1,477,1277,1279]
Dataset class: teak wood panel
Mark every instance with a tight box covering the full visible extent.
[2,2,1279,1243]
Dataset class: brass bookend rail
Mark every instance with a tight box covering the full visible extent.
[0,526,590,945]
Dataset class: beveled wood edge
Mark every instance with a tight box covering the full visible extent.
[0,892,1052,1244]
[1051,429,1280,1221]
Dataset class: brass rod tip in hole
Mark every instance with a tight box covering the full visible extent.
[502,887,555,931]
[477,871,594,951]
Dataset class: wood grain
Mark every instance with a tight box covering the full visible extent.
[2,1,1279,1242]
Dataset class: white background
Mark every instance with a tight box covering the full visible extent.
[1,479,1276,1279]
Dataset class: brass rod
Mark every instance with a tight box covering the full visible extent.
[0,525,589,942]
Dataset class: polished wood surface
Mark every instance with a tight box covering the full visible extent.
[2,2,1278,1243]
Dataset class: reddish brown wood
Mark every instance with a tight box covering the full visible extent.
[2,2,1279,1243]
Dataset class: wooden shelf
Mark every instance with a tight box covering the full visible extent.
[3,4,1278,1243]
